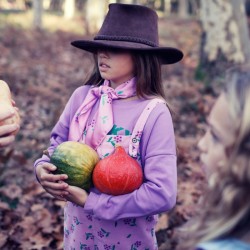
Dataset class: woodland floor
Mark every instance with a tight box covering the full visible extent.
[0,17,220,250]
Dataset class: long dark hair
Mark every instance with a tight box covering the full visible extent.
[133,52,165,99]
[83,51,165,99]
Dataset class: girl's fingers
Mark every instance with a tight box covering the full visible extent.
[45,187,69,196]
[37,163,69,201]
[42,180,68,190]
[41,163,68,180]
[45,190,68,201]
[40,172,68,183]
[40,162,57,172]
[54,196,67,202]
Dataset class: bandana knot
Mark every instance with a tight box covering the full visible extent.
[69,77,137,149]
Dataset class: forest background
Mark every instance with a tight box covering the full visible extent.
[0,0,250,249]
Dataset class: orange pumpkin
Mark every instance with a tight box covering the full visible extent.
[0,80,20,135]
[93,146,143,195]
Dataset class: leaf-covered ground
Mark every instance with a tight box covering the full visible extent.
[0,18,218,250]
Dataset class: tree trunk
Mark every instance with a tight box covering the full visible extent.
[85,0,108,35]
[164,0,171,14]
[198,0,250,81]
[64,0,75,19]
[178,0,189,18]
[33,0,43,29]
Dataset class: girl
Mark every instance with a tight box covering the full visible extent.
[179,65,250,250]
[34,3,183,249]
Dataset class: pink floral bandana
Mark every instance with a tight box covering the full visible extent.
[69,77,137,149]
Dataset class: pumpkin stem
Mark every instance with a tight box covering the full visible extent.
[43,149,51,159]
[115,146,126,154]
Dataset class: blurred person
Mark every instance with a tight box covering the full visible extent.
[178,64,250,250]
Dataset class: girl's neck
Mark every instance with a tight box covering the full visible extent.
[110,81,121,89]
[109,76,135,89]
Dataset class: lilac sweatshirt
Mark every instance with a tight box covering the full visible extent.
[34,85,177,220]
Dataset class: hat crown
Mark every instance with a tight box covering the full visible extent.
[71,3,184,64]
[94,4,159,47]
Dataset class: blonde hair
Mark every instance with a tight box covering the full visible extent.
[178,64,250,249]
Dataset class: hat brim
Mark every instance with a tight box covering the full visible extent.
[71,40,183,64]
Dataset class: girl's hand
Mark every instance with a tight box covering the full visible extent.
[63,185,88,207]
[36,162,69,201]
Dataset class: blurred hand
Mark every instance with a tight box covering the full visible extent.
[36,162,69,201]
[11,99,16,106]
[0,109,19,148]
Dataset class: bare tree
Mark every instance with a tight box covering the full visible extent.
[64,0,75,19]
[85,0,109,34]
[178,0,189,18]
[198,0,250,81]
[33,0,43,29]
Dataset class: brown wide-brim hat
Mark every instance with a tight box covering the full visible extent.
[71,3,183,64]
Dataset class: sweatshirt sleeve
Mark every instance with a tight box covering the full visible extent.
[34,86,90,168]
[84,103,177,220]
